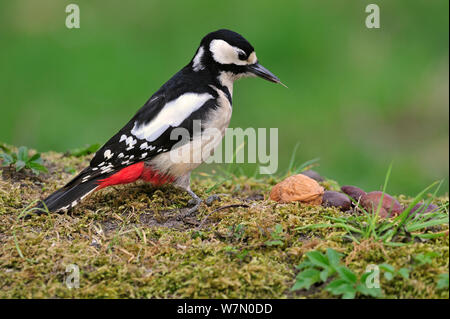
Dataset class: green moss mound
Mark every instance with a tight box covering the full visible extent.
[0,150,448,298]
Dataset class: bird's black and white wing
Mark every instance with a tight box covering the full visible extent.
[89,87,217,176]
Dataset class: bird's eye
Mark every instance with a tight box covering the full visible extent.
[238,51,247,60]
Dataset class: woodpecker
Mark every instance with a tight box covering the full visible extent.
[37,29,283,215]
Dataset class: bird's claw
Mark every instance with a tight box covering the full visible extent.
[177,198,202,220]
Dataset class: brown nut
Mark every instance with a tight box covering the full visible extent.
[322,191,352,211]
[270,174,324,205]
[341,185,366,203]
[360,191,403,218]
[300,169,324,182]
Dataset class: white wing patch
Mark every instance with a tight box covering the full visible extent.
[104,149,114,160]
[140,142,148,150]
[119,134,137,150]
[131,92,213,142]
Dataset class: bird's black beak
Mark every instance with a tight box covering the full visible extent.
[247,63,287,87]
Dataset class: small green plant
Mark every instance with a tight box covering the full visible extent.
[265,223,285,246]
[66,143,101,157]
[378,263,410,281]
[0,145,47,175]
[291,248,382,299]
[292,249,445,299]
[377,255,446,283]
[413,252,439,266]
[436,273,449,290]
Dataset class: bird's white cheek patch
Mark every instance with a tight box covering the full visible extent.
[210,39,249,65]
[247,52,257,64]
[131,92,213,142]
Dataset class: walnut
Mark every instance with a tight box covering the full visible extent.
[270,174,324,205]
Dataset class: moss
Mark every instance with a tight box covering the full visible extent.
[0,148,448,298]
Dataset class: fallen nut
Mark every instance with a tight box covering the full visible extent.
[341,185,366,203]
[409,202,439,216]
[322,191,352,211]
[360,191,403,218]
[270,174,324,205]
[300,169,324,182]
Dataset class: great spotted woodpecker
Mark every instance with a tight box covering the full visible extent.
[37,29,283,215]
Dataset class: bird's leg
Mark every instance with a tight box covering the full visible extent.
[183,188,202,215]
[173,173,203,219]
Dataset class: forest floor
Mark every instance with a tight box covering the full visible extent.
[0,150,448,298]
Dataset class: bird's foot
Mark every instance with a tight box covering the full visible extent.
[177,189,202,220]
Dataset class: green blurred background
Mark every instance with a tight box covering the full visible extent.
[0,0,448,196]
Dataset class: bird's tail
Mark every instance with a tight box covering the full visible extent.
[36,170,100,213]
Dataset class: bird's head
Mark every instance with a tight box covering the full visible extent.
[190,29,284,88]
